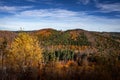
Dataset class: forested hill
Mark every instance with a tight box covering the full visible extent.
[0,28,120,55]
[0,28,120,80]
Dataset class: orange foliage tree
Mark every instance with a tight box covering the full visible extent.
[8,32,43,69]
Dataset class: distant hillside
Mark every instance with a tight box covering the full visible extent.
[0,29,120,55]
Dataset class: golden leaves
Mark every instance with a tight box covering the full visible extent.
[9,32,43,68]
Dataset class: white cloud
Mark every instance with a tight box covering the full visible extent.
[0,6,33,13]
[16,9,79,18]
[0,6,17,12]
[77,0,90,5]
[26,0,36,2]
[26,0,54,5]
[97,3,120,13]
[0,8,120,32]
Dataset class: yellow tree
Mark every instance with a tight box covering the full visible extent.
[8,32,43,69]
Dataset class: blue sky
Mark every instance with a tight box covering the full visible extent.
[0,0,120,32]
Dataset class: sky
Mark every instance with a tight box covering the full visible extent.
[0,0,120,32]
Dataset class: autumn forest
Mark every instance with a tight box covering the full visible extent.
[0,28,120,80]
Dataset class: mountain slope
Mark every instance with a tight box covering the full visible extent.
[0,29,119,55]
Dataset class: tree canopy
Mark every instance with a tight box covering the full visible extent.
[8,32,43,69]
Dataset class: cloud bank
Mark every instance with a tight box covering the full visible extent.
[0,0,120,32]
[97,3,120,13]
[0,7,120,32]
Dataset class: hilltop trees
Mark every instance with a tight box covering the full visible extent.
[8,32,43,69]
